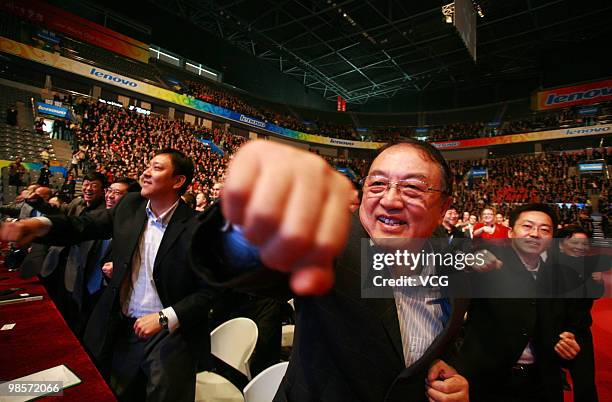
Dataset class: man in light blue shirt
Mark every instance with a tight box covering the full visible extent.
[1,149,212,402]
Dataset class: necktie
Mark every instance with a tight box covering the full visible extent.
[87,239,110,294]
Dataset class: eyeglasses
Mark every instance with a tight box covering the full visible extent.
[106,188,126,196]
[362,175,445,199]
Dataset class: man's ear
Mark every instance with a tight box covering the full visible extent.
[440,197,453,217]
[173,175,186,191]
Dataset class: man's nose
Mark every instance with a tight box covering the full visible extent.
[379,186,404,207]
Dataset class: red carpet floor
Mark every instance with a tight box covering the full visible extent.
[591,297,612,402]
[565,272,612,402]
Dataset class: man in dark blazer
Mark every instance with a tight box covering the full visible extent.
[1,149,213,402]
[71,177,142,336]
[189,140,470,402]
[450,204,583,402]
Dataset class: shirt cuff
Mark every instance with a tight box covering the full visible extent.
[31,216,53,237]
[162,307,180,332]
[32,216,52,227]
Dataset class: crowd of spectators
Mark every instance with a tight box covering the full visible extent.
[17,15,612,145]
[72,101,246,205]
[181,75,612,143]
[449,149,611,228]
[182,81,359,139]
[369,104,612,143]
[24,96,607,235]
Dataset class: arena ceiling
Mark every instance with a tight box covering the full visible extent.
[147,0,610,104]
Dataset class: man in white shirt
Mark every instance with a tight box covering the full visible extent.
[1,149,212,402]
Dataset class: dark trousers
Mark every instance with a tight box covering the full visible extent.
[568,330,598,402]
[109,317,197,402]
[471,365,561,402]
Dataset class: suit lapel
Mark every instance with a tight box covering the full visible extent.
[340,214,405,362]
[153,202,192,272]
[369,296,404,362]
[113,201,147,282]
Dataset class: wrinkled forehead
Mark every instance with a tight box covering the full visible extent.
[513,211,553,228]
[369,144,442,180]
[83,180,103,187]
[110,183,129,192]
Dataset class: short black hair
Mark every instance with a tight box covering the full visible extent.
[557,225,590,239]
[83,171,107,187]
[372,139,452,197]
[181,192,196,209]
[509,203,558,230]
[154,148,194,195]
[113,177,141,193]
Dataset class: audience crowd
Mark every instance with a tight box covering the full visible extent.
[72,101,247,205]
[4,95,608,237]
[179,78,612,143]
[2,18,609,402]
[182,81,360,140]
[1,93,610,402]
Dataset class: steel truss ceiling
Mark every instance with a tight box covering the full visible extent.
[147,0,611,104]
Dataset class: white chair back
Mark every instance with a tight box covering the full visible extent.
[243,362,289,402]
[211,317,258,379]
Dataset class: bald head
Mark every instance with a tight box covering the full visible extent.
[34,186,52,202]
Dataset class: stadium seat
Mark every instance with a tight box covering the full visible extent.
[210,317,258,379]
[195,371,244,402]
[281,325,294,349]
[243,362,289,402]
[194,318,258,402]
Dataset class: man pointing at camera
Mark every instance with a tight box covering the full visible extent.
[190,139,470,402]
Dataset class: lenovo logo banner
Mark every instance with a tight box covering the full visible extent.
[533,79,612,110]
[90,68,138,88]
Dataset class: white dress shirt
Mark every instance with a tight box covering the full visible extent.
[393,248,448,367]
[123,200,180,332]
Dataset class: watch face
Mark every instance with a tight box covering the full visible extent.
[159,313,168,328]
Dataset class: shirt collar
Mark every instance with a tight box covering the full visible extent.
[145,199,180,227]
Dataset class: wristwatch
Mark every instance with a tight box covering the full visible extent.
[158,311,169,330]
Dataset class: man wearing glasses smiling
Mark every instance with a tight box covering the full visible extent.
[190,139,470,402]
[105,177,141,209]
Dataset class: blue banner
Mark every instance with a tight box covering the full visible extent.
[198,139,224,156]
[336,167,357,181]
[36,102,68,118]
[578,162,604,173]
[37,30,60,44]
[578,106,598,115]
[470,167,487,177]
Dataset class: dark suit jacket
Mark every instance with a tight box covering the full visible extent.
[42,193,214,364]
[190,206,469,402]
[450,245,582,402]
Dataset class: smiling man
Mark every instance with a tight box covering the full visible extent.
[105,177,140,209]
[81,172,106,210]
[0,149,213,402]
[190,139,469,402]
[451,203,582,402]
